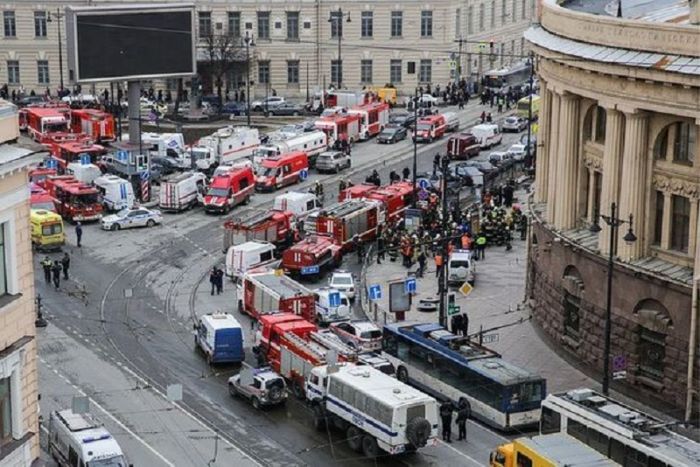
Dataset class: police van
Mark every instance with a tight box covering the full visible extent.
[48,409,129,467]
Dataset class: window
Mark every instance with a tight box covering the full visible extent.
[639,326,665,381]
[35,11,47,37]
[303,21,311,29]
[595,107,607,143]
[512,0,518,21]
[516,453,533,467]
[491,1,496,28]
[419,59,432,83]
[3,11,16,37]
[37,60,49,85]
[563,292,580,341]
[499,43,505,65]
[287,60,299,84]
[7,60,19,85]
[502,0,507,24]
[361,11,373,38]
[330,11,342,39]
[407,61,416,75]
[654,127,669,160]
[673,121,695,163]
[390,59,402,84]
[653,191,664,245]
[258,60,270,84]
[468,6,474,34]
[228,12,241,37]
[198,11,211,37]
[0,227,6,297]
[286,12,299,40]
[391,11,403,37]
[360,60,372,84]
[421,11,433,37]
[455,8,461,37]
[522,0,527,19]
[331,60,342,86]
[257,12,270,40]
[521,37,525,55]
[480,4,485,31]
[540,407,561,434]
[0,377,10,443]
[671,195,690,252]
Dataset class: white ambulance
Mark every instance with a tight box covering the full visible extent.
[225,240,279,278]
[159,171,207,212]
[94,174,135,211]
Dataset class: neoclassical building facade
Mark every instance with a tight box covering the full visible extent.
[525,0,700,418]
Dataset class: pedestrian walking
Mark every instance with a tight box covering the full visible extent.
[209,268,217,296]
[417,250,426,278]
[475,233,487,260]
[461,313,469,337]
[61,252,70,280]
[440,400,453,443]
[51,260,62,289]
[41,256,52,283]
[75,222,83,248]
[456,399,470,441]
[433,154,440,176]
[434,251,444,278]
[402,167,410,180]
[215,267,224,295]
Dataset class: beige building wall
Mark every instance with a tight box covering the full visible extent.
[0,0,535,98]
[0,101,41,466]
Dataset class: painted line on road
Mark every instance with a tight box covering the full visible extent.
[40,357,176,467]
[437,439,483,466]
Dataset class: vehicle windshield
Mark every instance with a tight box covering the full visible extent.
[381,128,397,135]
[190,148,208,160]
[87,455,128,467]
[332,276,353,285]
[42,223,63,235]
[71,194,99,205]
[32,202,55,211]
[451,260,470,269]
[207,187,229,197]
[391,114,408,122]
[417,123,431,131]
[262,167,279,177]
[360,330,382,339]
[43,122,68,133]
[254,148,277,159]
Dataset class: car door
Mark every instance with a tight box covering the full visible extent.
[126,210,142,228]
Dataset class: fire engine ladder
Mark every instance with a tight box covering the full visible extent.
[284,332,328,363]
[239,211,276,228]
[310,331,357,359]
[325,200,365,218]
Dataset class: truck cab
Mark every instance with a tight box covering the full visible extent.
[273,191,322,220]
[194,312,245,365]
[255,151,309,192]
[203,166,255,213]
[413,114,447,143]
[225,240,278,278]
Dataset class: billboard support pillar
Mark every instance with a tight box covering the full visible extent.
[127,81,141,146]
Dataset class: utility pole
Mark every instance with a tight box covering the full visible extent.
[454,36,464,83]
[525,52,535,170]
[438,154,450,328]
[243,32,254,127]
[411,87,419,207]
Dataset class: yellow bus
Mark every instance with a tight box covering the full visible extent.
[517,94,541,120]
[490,433,619,467]
[30,209,65,251]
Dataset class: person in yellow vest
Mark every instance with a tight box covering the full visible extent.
[475,232,487,260]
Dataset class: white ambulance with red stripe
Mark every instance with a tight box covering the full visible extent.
[192,126,260,171]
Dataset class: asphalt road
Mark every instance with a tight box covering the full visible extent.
[35,100,527,466]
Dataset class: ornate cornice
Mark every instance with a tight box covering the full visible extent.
[583,154,602,171]
[652,174,700,199]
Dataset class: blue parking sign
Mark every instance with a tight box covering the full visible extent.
[368,284,382,301]
[117,150,128,162]
[418,178,430,190]
[328,291,341,307]
[404,278,417,294]
[299,169,309,181]
[44,158,57,169]
[80,153,91,165]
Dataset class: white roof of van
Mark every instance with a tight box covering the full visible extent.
[276,191,314,202]
[233,241,274,253]
[95,174,127,185]
[202,313,242,330]
[471,124,499,130]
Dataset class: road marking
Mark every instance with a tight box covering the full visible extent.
[40,357,175,467]
[437,439,483,466]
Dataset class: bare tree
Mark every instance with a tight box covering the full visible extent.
[200,33,246,106]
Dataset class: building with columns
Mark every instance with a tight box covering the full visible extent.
[525,0,700,418]
[0,0,536,99]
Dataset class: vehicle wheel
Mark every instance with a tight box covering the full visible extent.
[397,366,409,383]
[347,426,363,452]
[146,219,155,227]
[252,397,261,410]
[361,435,380,458]
[228,383,237,397]
[312,404,326,430]
[111,224,120,231]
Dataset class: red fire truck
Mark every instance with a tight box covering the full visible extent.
[338,182,414,224]
[44,176,103,222]
[50,139,106,170]
[314,113,360,146]
[70,108,116,143]
[223,209,294,253]
[255,313,358,397]
[29,167,58,188]
[348,101,390,140]
[25,107,70,143]
[337,183,376,202]
[311,199,383,251]
[238,270,316,322]
[281,235,342,277]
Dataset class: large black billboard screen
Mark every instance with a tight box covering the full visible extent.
[69,7,195,82]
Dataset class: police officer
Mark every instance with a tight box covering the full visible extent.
[51,260,62,289]
[61,252,70,280]
[41,256,52,283]
[440,400,454,443]
[456,398,470,441]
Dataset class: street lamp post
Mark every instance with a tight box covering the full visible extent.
[47,8,64,92]
[328,9,351,90]
[590,202,637,395]
[243,32,255,127]
[411,87,419,207]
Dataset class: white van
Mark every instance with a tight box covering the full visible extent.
[159,171,207,212]
[94,174,135,211]
[313,287,352,324]
[226,241,279,278]
[273,192,322,220]
[48,409,129,467]
[66,162,102,184]
[470,124,502,149]
[442,112,461,133]
[447,249,475,286]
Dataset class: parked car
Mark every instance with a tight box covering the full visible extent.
[328,270,356,300]
[228,367,287,409]
[251,96,285,112]
[507,143,527,161]
[452,164,484,187]
[502,116,528,132]
[266,102,304,117]
[315,150,351,173]
[221,101,248,116]
[488,151,514,170]
[101,207,162,231]
[329,320,382,352]
[389,112,416,129]
[464,160,498,181]
[376,125,407,144]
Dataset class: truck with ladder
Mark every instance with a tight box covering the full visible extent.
[237,270,316,322]
[305,199,383,250]
[223,208,295,253]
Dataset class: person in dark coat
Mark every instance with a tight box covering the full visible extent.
[215,267,224,295]
[75,222,83,247]
[209,268,217,296]
[503,184,514,207]
[41,256,52,283]
[402,167,410,180]
[61,252,70,280]
[461,313,469,337]
[456,398,470,441]
[51,261,62,289]
[440,400,454,443]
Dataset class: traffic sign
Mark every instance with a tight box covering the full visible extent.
[459,282,473,297]
[140,171,150,181]
[418,188,429,200]
[328,291,341,307]
[368,284,382,301]
[418,178,430,190]
[404,278,416,295]
[299,169,309,181]
[612,355,626,372]
[44,158,57,169]
[117,150,129,162]
[301,265,319,275]
[79,153,91,165]
[448,305,461,316]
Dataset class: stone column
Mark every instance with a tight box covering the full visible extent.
[689,199,699,259]
[553,93,580,230]
[535,82,551,203]
[586,169,596,221]
[598,107,625,254]
[546,91,561,223]
[617,111,649,260]
[661,193,672,250]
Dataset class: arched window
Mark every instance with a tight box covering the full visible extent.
[583,107,594,142]
[634,299,672,382]
[654,121,696,164]
[594,106,606,144]
[562,266,584,342]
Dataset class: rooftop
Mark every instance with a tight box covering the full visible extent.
[0,145,44,179]
[562,0,690,23]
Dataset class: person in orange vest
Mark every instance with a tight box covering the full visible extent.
[434,251,444,278]
[461,232,472,250]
